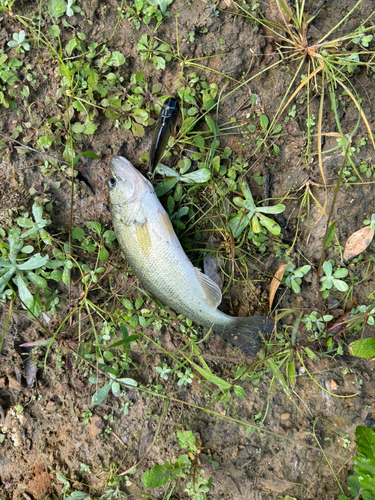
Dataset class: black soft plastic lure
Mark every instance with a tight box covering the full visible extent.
[149,97,179,175]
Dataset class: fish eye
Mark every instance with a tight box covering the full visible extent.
[108,178,116,188]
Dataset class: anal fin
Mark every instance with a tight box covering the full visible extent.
[195,268,222,309]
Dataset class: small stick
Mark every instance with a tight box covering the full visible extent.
[119,399,170,476]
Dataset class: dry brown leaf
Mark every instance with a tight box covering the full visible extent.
[269,263,289,310]
[343,226,374,261]
[330,380,338,391]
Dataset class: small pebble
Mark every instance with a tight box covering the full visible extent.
[280,413,290,420]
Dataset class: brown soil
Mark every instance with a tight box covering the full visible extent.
[0,0,374,498]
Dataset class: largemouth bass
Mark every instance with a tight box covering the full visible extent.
[109,156,274,355]
[149,97,179,175]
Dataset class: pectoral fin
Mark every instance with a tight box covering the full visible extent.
[195,268,222,309]
[135,220,151,257]
[158,209,177,244]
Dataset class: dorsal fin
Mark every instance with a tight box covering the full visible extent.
[195,268,222,309]
[158,209,177,243]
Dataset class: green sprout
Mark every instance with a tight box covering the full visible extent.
[7,30,30,52]
[229,180,285,241]
[319,261,349,298]
[283,263,311,294]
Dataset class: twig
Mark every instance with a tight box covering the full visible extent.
[119,399,170,476]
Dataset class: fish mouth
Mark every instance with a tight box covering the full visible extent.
[110,156,137,179]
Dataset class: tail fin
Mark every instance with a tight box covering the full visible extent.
[219,317,275,356]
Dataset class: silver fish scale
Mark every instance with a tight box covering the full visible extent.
[111,194,232,331]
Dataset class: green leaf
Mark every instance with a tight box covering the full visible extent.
[98,247,109,261]
[260,114,269,131]
[109,51,126,67]
[257,204,285,215]
[180,117,196,136]
[65,37,79,57]
[16,272,34,309]
[84,121,99,135]
[291,279,301,294]
[131,121,145,137]
[229,214,249,238]
[155,178,179,197]
[71,227,86,241]
[0,258,14,269]
[233,385,246,398]
[48,25,61,38]
[0,268,16,294]
[153,56,166,70]
[332,278,348,292]
[333,268,348,279]
[182,168,211,184]
[322,261,333,277]
[71,122,85,134]
[325,222,336,248]
[106,335,141,349]
[72,151,100,166]
[187,359,230,391]
[86,221,102,235]
[27,272,47,289]
[92,382,112,405]
[142,462,185,488]
[49,270,63,282]
[116,377,138,387]
[30,289,42,317]
[205,115,218,134]
[17,253,49,271]
[349,338,375,358]
[48,0,67,18]
[257,213,281,235]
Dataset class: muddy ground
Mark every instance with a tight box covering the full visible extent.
[0,0,375,498]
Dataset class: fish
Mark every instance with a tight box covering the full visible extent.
[149,97,179,175]
[108,156,274,356]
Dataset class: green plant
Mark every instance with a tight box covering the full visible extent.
[319,261,349,298]
[229,180,285,246]
[0,50,23,108]
[90,363,138,405]
[125,0,174,29]
[48,0,81,18]
[137,34,172,70]
[302,311,334,337]
[283,263,311,294]
[0,200,66,316]
[155,361,172,380]
[177,368,193,386]
[340,426,375,500]
[142,431,212,499]
[7,30,30,52]
[364,214,375,231]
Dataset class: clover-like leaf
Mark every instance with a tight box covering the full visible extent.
[17,253,49,271]
[322,261,333,277]
[332,278,348,292]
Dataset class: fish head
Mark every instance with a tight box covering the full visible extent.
[108,156,152,207]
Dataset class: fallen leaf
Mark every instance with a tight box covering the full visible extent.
[343,226,374,261]
[329,379,338,391]
[269,263,289,309]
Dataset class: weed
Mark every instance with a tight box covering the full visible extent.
[319,260,349,298]
[124,0,173,30]
[229,180,285,249]
[7,30,30,53]
[0,50,23,108]
[283,262,311,294]
[142,430,212,499]
[48,0,81,18]
[339,426,375,500]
